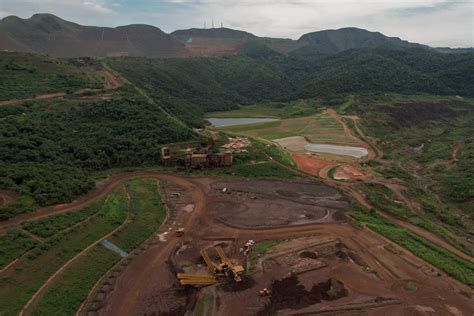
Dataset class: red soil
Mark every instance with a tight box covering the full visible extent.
[291,153,337,178]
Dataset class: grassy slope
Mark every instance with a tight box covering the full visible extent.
[352,94,474,237]
[30,178,166,315]
[0,188,127,316]
[205,99,323,119]
[348,203,474,287]
[219,112,358,146]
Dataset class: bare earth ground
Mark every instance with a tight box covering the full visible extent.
[2,107,473,315]
[85,175,473,316]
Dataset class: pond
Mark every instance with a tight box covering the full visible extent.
[304,143,368,158]
[207,117,279,127]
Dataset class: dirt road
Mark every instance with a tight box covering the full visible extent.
[326,109,377,160]
[96,175,473,316]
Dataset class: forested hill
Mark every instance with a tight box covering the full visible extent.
[107,47,474,125]
[0,45,472,212]
[1,13,471,57]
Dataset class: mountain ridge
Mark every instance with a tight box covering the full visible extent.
[0,13,471,57]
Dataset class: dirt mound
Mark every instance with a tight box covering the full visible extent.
[320,278,348,300]
[219,276,256,292]
[257,276,348,315]
[299,251,318,259]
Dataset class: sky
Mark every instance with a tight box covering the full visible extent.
[0,0,473,47]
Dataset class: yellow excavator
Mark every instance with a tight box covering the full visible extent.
[177,245,244,285]
[201,245,245,282]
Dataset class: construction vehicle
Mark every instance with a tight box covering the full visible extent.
[176,245,244,286]
[177,273,217,285]
[259,288,271,296]
[176,228,185,237]
[201,245,245,282]
[243,239,256,256]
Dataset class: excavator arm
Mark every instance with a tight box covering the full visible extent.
[177,273,218,285]
[200,248,219,271]
[215,245,230,262]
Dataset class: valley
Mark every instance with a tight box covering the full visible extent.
[0,13,473,316]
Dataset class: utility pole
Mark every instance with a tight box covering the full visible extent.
[212,19,214,28]
[221,22,223,28]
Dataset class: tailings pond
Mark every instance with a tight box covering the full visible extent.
[304,144,368,158]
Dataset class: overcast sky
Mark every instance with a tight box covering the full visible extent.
[0,0,472,47]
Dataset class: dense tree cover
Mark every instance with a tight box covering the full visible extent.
[106,56,290,126]
[295,48,474,97]
[107,48,473,126]
[0,94,192,206]
[1,49,472,209]
[0,52,104,100]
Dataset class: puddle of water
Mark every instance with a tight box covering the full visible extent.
[207,117,279,127]
[304,143,368,158]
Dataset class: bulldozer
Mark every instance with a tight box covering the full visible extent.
[177,245,244,285]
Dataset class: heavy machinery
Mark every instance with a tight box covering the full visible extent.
[175,228,185,237]
[177,273,217,285]
[201,245,245,282]
[259,288,271,296]
[177,245,244,286]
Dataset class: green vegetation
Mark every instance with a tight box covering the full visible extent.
[30,178,166,316]
[0,196,35,220]
[247,239,283,273]
[0,52,104,100]
[182,143,298,179]
[351,95,473,237]
[0,93,191,208]
[22,199,104,238]
[337,95,354,113]
[110,178,166,252]
[31,246,118,316]
[363,183,413,220]
[0,229,38,270]
[403,282,417,292]
[194,293,214,316]
[327,166,338,179]
[220,113,358,146]
[252,138,297,168]
[360,183,470,254]
[206,99,323,119]
[348,203,474,287]
[108,49,474,128]
[0,187,128,315]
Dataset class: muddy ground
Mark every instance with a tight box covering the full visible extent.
[207,179,349,228]
[89,175,473,316]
